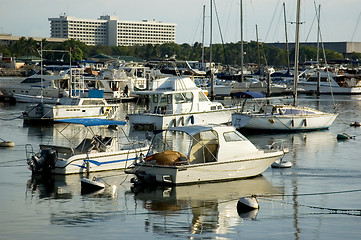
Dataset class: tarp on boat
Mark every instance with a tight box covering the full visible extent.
[56,118,126,127]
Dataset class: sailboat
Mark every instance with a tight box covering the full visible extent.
[232,0,338,131]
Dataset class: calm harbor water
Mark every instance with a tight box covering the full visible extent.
[1,95,361,240]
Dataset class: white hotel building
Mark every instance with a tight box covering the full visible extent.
[48,15,176,46]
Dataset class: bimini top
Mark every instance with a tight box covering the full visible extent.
[56,118,127,127]
[155,125,219,136]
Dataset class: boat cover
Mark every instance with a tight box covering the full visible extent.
[56,118,126,127]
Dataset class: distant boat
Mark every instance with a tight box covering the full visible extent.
[125,124,287,185]
[0,72,70,102]
[22,90,119,124]
[22,68,120,124]
[298,71,361,94]
[232,0,338,132]
[26,118,148,175]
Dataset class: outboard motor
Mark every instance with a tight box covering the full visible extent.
[28,149,58,174]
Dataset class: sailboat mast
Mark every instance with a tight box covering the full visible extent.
[316,4,321,95]
[40,42,43,104]
[209,0,214,100]
[202,5,205,64]
[293,0,301,106]
[240,0,244,82]
[283,2,290,72]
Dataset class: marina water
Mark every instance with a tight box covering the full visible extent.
[1,95,361,239]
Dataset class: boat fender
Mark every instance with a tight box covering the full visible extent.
[291,119,294,127]
[269,118,275,124]
[190,115,195,125]
[303,119,307,127]
[181,116,185,126]
[172,118,177,127]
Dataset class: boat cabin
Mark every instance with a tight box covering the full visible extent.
[146,125,259,165]
[136,76,224,115]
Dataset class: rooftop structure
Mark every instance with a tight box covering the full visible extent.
[48,15,176,46]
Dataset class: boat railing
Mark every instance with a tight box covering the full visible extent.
[25,144,35,161]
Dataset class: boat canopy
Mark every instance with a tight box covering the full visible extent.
[56,118,126,127]
[155,125,214,136]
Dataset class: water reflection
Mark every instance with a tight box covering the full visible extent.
[25,171,126,200]
[132,176,283,238]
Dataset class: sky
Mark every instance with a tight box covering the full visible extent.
[0,0,360,45]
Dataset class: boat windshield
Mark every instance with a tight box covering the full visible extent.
[148,130,192,156]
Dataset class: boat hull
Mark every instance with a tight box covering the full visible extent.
[232,112,338,131]
[128,152,282,185]
[128,108,236,131]
[298,82,361,94]
[31,147,148,175]
[23,103,119,123]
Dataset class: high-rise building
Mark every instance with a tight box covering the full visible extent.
[48,15,176,46]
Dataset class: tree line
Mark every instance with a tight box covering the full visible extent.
[1,37,360,68]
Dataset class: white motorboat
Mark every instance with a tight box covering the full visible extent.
[26,118,149,175]
[23,68,120,123]
[22,91,119,123]
[232,0,338,132]
[125,124,287,185]
[0,71,70,102]
[128,76,237,131]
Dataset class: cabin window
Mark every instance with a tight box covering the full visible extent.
[81,100,104,105]
[148,130,191,156]
[198,91,208,102]
[174,92,193,104]
[152,94,171,104]
[152,95,158,103]
[189,130,219,164]
[223,131,246,142]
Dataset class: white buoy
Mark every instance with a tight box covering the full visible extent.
[81,177,105,194]
[237,196,259,212]
[272,159,292,168]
